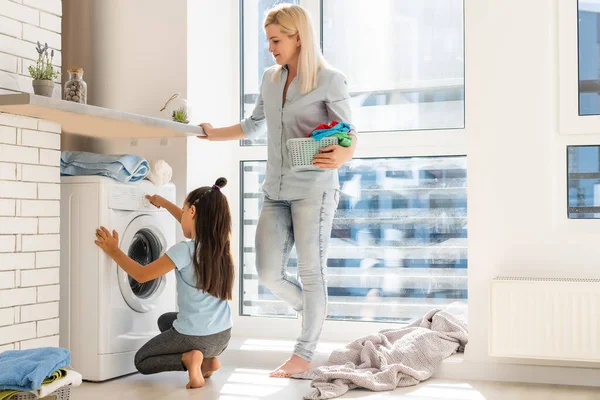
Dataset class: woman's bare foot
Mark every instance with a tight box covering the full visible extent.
[201,357,221,378]
[269,354,312,378]
[182,350,205,389]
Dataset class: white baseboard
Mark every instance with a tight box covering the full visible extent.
[220,337,600,387]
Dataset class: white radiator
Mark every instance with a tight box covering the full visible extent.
[489,277,600,362]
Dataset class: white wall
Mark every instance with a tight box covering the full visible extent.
[467,0,566,362]
[186,0,238,203]
[0,0,63,352]
[462,0,600,384]
[86,0,187,117]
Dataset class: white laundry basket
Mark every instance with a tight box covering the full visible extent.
[10,386,71,400]
[287,137,339,171]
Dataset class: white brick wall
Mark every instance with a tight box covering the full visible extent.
[0,252,35,270]
[0,322,37,344]
[0,216,38,234]
[35,250,59,268]
[21,129,60,149]
[21,301,58,322]
[20,335,59,350]
[38,217,59,233]
[0,181,37,198]
[37,317,59,337]
[22,234,59,252]
[37,284,59,302]
[0,0,62,93]
[0,235,16,252]
[0,307,15,326]
[0,161,16,180]
[0,125,16,143]
[20,267,58,287]
[22,164,60,183]
[0,0,63,354]
[37,183,59,199]
[39,149,60,166]
[0,271,15,289]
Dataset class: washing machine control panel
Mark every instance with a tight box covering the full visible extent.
[108,183,175,211]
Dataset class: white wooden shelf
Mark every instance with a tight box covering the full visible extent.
[0,93,205,138]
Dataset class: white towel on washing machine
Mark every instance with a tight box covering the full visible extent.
[146,160,173,186]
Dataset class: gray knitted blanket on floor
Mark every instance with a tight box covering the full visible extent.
[293,309,468,400]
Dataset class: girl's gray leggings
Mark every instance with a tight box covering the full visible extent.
[134,312,231,374]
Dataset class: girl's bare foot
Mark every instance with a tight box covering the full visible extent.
[269,354,311,378]
[201,357,221,378]
[182,350,205,389]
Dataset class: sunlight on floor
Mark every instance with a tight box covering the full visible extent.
[399,382,485,400]
[239,338,344,354]
[214,367,490,400]
[219,368,293,399]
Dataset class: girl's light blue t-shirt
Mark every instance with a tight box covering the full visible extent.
[165,241,232,336]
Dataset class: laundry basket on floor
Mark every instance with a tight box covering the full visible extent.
[10,386,70,400]
[287,137,339,171]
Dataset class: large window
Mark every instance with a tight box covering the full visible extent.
[578,1,600,115]
[237,0,467,330]
[241,0,298,146]
[240,0,465,145]
[568,145,600,218]
[241,156,467,323]
[322,0,465,132]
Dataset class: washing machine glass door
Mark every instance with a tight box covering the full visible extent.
[118,215,167,313]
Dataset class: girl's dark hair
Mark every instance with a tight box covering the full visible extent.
[185,177,234,301]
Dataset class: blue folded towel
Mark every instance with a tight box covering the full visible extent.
[0,347,70,391]
[61,151,150,183]
[310,122,352,141]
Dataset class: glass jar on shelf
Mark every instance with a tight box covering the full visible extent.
[64,67,87,104]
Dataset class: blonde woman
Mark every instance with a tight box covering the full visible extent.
[200,4,356,377]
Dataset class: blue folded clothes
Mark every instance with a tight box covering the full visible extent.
[0,347,70,391]
[310,122,352,141]
[61,151,150,183]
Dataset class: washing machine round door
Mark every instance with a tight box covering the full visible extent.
[117,215,168,313]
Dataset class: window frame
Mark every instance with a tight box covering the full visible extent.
[559,0,600,134]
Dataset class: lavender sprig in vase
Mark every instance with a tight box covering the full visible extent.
[28,41,59,97]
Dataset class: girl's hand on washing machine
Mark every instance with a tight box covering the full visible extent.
[95,226,119,257]
[145,194,166,209]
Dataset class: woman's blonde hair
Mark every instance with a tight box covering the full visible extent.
[264,4,328,94]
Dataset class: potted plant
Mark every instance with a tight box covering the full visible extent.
[28,41,59,97]
[171,107,189,124]
[160,93,191,124]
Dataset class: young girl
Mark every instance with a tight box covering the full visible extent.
[94,177,234,389]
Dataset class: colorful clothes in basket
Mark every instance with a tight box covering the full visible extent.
[308,120,353,147]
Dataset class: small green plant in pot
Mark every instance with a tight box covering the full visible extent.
[28,41,59,97]
[172,107,189,123]
[160,93,191,124]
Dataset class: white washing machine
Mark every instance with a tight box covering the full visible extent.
[60,176,177,381]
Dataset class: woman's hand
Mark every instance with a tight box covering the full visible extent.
[312,145,354,169]
[95,226,120,257]
[145,194,167,209]
[198,123,214,141]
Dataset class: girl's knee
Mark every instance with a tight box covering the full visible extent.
[134,349,150,374]
[157,312,176,332]
[134,357,150,375]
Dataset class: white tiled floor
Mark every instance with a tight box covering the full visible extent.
[70,368,600,400]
